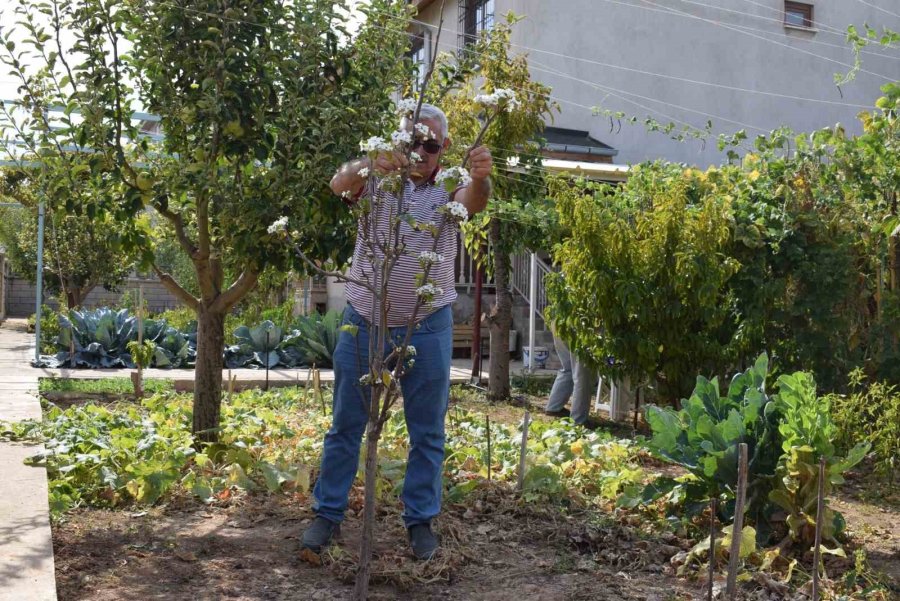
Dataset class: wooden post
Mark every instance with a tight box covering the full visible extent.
[726,443,749,599]
[633,386,640,433]
[486,415,492,482]
[516,411,531,493]
[812,457,826,601]
[708,496,717,601]
[265,331,270,392]
[135,285,144,397]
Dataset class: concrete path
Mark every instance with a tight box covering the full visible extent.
[0,319,57,601]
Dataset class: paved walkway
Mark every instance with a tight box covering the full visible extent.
[0,319,56,601]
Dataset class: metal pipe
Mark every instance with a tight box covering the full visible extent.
[528,252,537,372]
[470,253,483,383]
[33,200,45,364]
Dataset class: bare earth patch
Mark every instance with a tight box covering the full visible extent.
[53,487,700,601]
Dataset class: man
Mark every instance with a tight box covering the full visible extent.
[544,331,595,426]
[302,104,492,560]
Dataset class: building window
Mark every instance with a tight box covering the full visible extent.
[409,33,427,87]
[784,1,813,28]
[459,0,494,47]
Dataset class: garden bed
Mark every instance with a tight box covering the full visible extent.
[7,383,898,600]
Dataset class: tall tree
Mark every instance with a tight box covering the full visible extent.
[0,0,409,441]
[0,169,135,308]
[439,18,557,399]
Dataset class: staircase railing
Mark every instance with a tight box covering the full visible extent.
[510,251,551,321]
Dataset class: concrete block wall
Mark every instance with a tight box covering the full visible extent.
[5,276,182,317]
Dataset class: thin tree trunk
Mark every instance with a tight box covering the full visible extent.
[353,424,382,600]
[488,221,511,400]
[193,308,225,443]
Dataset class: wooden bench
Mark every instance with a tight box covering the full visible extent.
[453,324,474,358]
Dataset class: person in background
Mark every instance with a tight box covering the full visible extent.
[544,329,595,426]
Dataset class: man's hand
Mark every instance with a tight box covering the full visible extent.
[468,145,492,180]
[373,151,409,176]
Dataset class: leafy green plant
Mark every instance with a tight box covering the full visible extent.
[28,305,60,354]
[827,371,899,486]
[39,377,173,395]
[225,321,283,369]
[768,373,869,545]
[279,310,342,368]
[54,308,138,368]
[632,354,780,527]
[127,341,155,370]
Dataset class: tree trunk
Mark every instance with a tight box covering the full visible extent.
[488,221,512,401]
[353,423,382,601]
[194,308,226,443]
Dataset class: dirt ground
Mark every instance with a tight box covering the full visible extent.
[53,485,702,601]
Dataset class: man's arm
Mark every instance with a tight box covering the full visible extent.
[330,153,409,199]
[330,157,370,199]
[454,145,493,216]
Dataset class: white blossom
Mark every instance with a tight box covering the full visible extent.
[391,129,412,148]
[360,136,392,153]
[445,200,469,222]
[506,155,521,167]
[474,88,520,111]
[267,216,289,234]
[395,98,418,116]
[414,123,434,139]
[406,345,417,356]
[357,166,370,178]
[435,166,472,189]
[416,283,444,298]
[410,151,423,164]
[418,251,445,264]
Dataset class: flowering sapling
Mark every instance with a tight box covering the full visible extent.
[360,136,392,154]
[267,216,289,235]
[442,201,469,223]
[391,129,412,148]
[395,97,418,116]
[434,166,472,192]
[418,251,444,266]
[416,282,444,302]
[414,122,434,139]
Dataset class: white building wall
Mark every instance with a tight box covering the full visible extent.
[416,0,898,166]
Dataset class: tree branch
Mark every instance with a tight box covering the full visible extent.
[152,263,200,311]
[153,204,198,257]
[210,269,259,314]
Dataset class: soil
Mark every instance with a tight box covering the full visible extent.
[53,489,700,601]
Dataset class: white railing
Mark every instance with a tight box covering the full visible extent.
[510,251,551,321]
[454,234,494,290]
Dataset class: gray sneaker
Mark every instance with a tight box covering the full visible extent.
[408,523,439,560]
[301,516,340,553]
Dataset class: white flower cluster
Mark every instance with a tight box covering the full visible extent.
[410,151,423,164]
[267,216,289,234]
[445,200,469,222]
[357,166,370,178]
[418,251,445,264]
[395,98,418,116]
[405,345,417,356]
[434,166,472,189]
[391,129,412,148]
[474,88,520,111]
[416,283,444,298]
[506,155,521,167]
[360,136,392,153]
[414,123,434,139]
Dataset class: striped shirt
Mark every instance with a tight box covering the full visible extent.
[345,177,459,327]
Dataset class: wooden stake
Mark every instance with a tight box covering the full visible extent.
[516,411,531,493]
[726,443,749,599]
[486,415,492,482]
[812,457,826,601]
[708,496,717,601]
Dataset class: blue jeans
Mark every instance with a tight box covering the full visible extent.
[312,302,453,527]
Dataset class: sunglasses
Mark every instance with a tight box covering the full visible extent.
[412,139,442,155]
